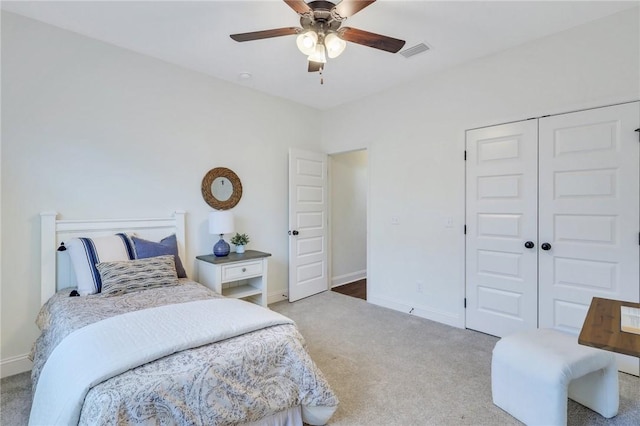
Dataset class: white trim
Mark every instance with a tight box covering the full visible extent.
[327,156,332,293]
[1,354,32,378]
[368,295,464,329]
[268,290,288,305]
[174,210,187,274]
[326,151,368,293]
[40,211,187,306]
[331,270,366,288]
[40,211,58,306]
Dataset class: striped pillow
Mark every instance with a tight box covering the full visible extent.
[66,233,136,295]
[96,255,180,296]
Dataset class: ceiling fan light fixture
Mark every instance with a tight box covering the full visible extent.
[296,30,318,55]
[230,0,406,74]
[308,43,327,64]
[325,32,346,58]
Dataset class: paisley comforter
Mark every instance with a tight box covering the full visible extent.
[30,281,338,425]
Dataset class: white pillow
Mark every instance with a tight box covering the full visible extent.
[66,233,135,295]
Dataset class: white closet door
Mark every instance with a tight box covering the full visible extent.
[538,102,639,375]
[465,120,539,337]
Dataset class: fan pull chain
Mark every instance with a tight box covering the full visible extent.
[319,66,324,85]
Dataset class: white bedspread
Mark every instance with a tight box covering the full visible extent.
[29,298,294,426]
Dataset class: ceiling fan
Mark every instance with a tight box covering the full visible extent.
[230,0,406,75]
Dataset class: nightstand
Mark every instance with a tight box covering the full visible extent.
[196,250,271,307]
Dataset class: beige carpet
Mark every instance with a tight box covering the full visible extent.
[2,290,639,425]
[271,291,640,425]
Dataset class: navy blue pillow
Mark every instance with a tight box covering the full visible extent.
[131,234,187,278]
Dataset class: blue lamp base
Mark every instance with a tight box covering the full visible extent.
[213,236,230,257]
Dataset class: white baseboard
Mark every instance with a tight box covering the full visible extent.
[1,354,32,378]
[368,295,463,329]
[268,290,288,305]
[331,270,366,288]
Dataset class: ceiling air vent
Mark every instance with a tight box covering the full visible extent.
[400,43,430,59]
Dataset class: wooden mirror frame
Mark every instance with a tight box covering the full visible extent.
[201,167,242,210]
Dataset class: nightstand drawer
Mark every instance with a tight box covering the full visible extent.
[221,261,263,282]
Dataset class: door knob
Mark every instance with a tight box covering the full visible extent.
[524,241,535,249]
[541,243,552,251]
[288,230,299,236]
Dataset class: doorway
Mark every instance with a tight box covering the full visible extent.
[329,149,368,300]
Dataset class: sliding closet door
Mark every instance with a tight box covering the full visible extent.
[538,102,640,375]
[465,120,539,337]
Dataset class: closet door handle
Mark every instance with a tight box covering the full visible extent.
[541,243,552,251]
[524,241,535,249]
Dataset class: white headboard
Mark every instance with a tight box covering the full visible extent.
[40,211,187,305]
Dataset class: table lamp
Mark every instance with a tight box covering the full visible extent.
[209,210,234,257]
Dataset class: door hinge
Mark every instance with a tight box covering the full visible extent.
[638,232,639,245]
[464,150,467,161]
[464,225,467,235]
[464,298,467,308]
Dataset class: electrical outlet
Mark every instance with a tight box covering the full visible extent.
[445,217,454,228]
[391,216,400,225]
[416,280,424,293]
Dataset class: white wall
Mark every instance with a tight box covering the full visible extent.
[321,9,640,327]
[0,12,322,376]
[2,7,639,377]
[330,150,367,287]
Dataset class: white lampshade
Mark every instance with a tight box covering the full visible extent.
[308,43,327,64]
[296,30,317,55]
[325,32,346,58]
[209,211,234,235]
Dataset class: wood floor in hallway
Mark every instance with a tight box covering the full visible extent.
[331,279,366,300]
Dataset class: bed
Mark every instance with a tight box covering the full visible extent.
[29,211,338,426]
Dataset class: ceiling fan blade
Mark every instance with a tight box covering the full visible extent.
[308,61,324,72]
[333,0,376,19]
[230,27,300,42]
[284,0,312,15]
[339,27,406,53]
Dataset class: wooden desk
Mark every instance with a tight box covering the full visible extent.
[579,297,640,358]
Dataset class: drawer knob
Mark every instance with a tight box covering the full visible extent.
[242,267,246,272]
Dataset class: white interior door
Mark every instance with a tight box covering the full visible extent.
[465,120,539,337]
[538,102,640,375]
[288,148,329,302]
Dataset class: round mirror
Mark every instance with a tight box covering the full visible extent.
[201,167,242,210]
[211,177,233,201]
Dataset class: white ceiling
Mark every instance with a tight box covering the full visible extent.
[3,1,638,110]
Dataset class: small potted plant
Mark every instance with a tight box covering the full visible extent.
[230,233,250,254]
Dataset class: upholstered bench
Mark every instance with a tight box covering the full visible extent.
[491,328,618,425]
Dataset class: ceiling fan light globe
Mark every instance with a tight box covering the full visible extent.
[296,31,317,55]
[325,32,346,58]
[308,43,327,64]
